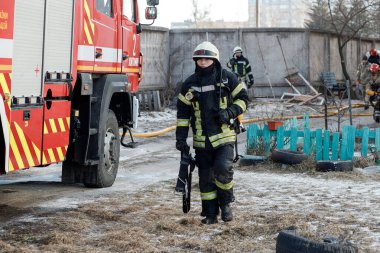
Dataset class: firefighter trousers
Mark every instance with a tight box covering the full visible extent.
[195,144,234,217]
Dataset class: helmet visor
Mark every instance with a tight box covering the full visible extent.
[193,49,218,58]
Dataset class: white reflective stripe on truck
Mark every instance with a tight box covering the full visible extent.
[0,39,13,59]
[0,95,9,173]
[78,45,95,61]
[78,45,122,63]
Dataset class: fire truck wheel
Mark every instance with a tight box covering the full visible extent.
[85,110,120,188]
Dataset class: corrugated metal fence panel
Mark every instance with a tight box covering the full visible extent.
[140,26,169,90]
[12,0,73,98]
[44,0,73,74]
[12,0,45,97]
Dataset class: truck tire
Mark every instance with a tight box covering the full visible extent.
[276,230,357,253]
[84,110,120,188]
[316,160,353,172]
[271,149,308,165]
[239,155,267,166]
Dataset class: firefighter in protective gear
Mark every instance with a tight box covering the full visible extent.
[365,63,380,108]
[356,55,371,109]
[176,41,249,225]
[367,48,380,65]
[227,46,254,88]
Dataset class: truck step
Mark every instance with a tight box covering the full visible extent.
[90,96,98,103]
[89,128,98,135]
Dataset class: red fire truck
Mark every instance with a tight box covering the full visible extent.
[0,0,158,187]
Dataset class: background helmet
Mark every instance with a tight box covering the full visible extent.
[192,41,220,62]
[370,63,379,73]
[370,48,377,57]
[233,46,243,54]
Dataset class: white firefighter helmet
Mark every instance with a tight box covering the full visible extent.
[192,41,220,62]
[233,46,243,54]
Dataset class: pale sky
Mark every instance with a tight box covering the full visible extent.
[138,0,249,28]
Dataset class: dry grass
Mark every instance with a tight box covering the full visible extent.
[353,156,376,168]
[1,167,379,252]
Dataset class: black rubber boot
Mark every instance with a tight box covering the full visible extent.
[200,201,219,217]
[220,204,233,222]
[201,216,218,225]
[200,199,218,224]
[364,101,370,110]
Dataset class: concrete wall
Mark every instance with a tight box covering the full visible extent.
[308,31,380,84]
[141,27,380,97]
[169,28,312,97]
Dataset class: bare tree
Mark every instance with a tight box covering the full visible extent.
[191,0,210,27]
[306,0,331,30]
[327,0,379,124]
[307,0,380,126]
[308,0,380,82]
[328,1,378,81]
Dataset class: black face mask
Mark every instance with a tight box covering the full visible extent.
[195,62,215,76]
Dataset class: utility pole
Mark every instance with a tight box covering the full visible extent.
[256,0,260,28]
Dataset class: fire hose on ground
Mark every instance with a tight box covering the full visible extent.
[123,103,372,139]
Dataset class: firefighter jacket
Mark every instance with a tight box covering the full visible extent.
[368,55,380,65]
[226,55,254,84]
[357,62,371,85]
[367,74,380,90]
[365,74,380,101]
[176,65,249,150]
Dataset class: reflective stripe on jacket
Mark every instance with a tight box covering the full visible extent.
[176,65,249,150]
[227,55,254,83]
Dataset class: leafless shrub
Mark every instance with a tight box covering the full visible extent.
[353,156,375,168]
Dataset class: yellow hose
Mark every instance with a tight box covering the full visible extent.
[128,125,176,137]
[127,104,372,138]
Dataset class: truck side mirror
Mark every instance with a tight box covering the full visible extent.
[136,23,142,34]
[146,0,159,6]
[145,7,157,20]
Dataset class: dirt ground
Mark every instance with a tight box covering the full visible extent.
[1,99,380,253]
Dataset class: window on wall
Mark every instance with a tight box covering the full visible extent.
[96,0,113,17]
[123,0,135,22]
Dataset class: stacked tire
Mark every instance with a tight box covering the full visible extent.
[276,230,357,253]
[270,149,308,165]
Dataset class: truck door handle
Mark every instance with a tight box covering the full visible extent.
[122,54,128,61]
[95,52,103,58]
[95,48,103,59]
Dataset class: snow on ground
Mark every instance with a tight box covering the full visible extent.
[134,108,177,132]
[1,99,380,252]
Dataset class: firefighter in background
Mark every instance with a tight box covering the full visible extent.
[227,46,254,88]
[176,41,249,224]
[356,55,372,109]
[365,63,380,107]
[367,48,380,65]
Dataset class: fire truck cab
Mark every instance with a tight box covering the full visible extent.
[0,0,158,187]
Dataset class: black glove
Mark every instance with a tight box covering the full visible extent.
[227,58,236,69]
[176,140,189,152]
[248,80,254,88]
[219,108,234,124]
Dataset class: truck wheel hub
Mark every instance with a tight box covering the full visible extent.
[104,129,117,171]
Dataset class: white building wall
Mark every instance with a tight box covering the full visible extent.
[248,0,311,28]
